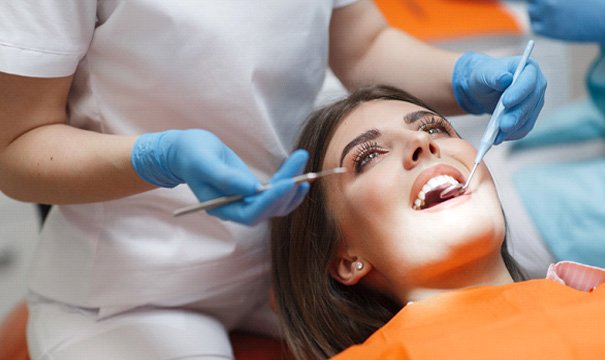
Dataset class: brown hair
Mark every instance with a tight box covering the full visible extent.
[271,85,526,360]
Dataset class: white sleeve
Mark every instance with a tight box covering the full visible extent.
[0,1,97,77]
[333,0,359,8]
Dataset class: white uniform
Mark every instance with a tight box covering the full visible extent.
[0,1,356,358]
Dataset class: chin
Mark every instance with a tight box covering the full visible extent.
[414,193,505,251]
[415,199,504,237]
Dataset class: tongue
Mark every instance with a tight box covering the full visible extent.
[423,184,451,209]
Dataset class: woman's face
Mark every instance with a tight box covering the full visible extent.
[323,100,505,301]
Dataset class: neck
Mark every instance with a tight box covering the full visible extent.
[405,252,514,304]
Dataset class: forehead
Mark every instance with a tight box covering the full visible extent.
[340,100,426,127]
[340,99,426,131]
[323,100,428,166]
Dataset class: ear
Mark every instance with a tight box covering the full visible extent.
[330,253,371,286]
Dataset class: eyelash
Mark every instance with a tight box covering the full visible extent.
[417,116,455,137]
[352,141,386,174]
[351,117,455,174]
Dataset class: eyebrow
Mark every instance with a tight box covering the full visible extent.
[403,110,440,124]
[339,128,381,167]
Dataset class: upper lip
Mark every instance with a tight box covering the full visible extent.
[409,164,466,207]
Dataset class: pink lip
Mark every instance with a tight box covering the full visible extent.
[409,164,466,208]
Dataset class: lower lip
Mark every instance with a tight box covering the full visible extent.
[420,192,472,213]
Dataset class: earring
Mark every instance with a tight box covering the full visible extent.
[354,261,364,271]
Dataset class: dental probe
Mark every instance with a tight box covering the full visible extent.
[173,167,347,217]
[440,40,535,199]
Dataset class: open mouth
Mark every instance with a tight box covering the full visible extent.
[413,175,462,210]
[411,163,468,211]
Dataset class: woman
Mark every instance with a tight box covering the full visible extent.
[271,85,605,359]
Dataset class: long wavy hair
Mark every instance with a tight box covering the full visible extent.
[271,85,526,360]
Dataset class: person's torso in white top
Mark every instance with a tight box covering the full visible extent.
[0,0,356,314]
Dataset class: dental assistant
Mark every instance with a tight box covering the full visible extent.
[0,1,546,359]
[528,0,605,113]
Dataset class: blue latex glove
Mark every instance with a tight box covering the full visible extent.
[131,129,309,225]
[528,0,605,42]
[453,52,547,144]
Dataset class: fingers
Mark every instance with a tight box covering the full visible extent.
[493,57,546,144]
[173,130,310,224]
[508,93,545,141]
[172,129,260,196]
[283,182,311,215]
[493,130,506,146]
[206,150,310,225]
[255,181,310,219]
[496,89,545,144]
[502,59,543,108]
[271,149,309,182]
[195,147,261,197]
[478,65,512,92]
[208,180,302,225]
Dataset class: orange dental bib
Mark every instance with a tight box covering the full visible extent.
[374,0,522,42]
[333,279,605,359]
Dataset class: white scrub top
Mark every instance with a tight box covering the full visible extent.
[0,0,357,315]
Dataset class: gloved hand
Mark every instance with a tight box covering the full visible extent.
[528,0,605,42]
[131,129,309,225]
[453,52,547,144]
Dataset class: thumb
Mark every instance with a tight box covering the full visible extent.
[271,149,309,182]
[484,70,513,92]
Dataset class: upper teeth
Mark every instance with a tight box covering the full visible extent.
[413,175,460,210]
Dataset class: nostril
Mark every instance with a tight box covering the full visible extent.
[428,143,438,155]
[412,148,422,161]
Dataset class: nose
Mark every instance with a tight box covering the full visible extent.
[403,132,440,170]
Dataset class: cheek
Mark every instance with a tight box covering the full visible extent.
[351,168,403,216]
[473,187,506,239]
[440,138,476,165]
[337,170,404,246]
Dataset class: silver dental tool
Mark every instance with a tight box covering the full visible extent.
[440,40,535,200]
[173,167,347,217]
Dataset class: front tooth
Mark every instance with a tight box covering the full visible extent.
[421,175,459,197]
[427,178,440,188]
[446,175,459,185]
[422,183,432,193]
[418,190,426,201]
[437,176,452,187]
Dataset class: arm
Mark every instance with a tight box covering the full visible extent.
[0,72,308,225]
[330,0,546,142]
[0,72,153,204]
[329,0,462,115]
